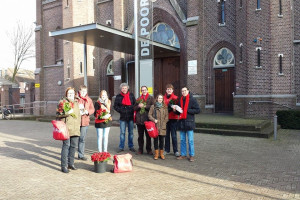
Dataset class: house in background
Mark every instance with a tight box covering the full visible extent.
[0,68,35,111]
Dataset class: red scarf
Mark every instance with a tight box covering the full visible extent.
[141,93,149,101]
[120,92,131,106]
[78,92,88,102]
[180,94,190,119]
[164,93,176,106]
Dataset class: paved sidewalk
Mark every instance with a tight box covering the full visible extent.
[0,120,300,200]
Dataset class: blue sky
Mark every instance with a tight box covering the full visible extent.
[0,0,36,71]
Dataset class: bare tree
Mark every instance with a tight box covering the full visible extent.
[9,22,35,82]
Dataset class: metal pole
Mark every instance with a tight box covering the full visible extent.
[134,0,139,98]
[274,115,277,140]
[83,35,88,87]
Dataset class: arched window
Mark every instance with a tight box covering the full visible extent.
[150,23,180,48]
[213,48,235,68]
[106,60,114,75]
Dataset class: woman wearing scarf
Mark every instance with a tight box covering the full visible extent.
[94,90,112,152]
[77,85,95,160]
[113,83,136,153]
[148,94,169,160]
[133,86,154,155]
[56,87,81,173]
[174,87,200,162]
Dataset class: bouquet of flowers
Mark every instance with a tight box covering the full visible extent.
[56,99,76,118]
[91,152,111,162]
[136,97,146,114]
[95,108,112,123]
[169,98,178,106]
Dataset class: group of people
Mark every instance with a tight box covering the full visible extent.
[56,83,200,173]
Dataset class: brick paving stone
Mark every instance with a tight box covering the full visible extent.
[0,120,300,199]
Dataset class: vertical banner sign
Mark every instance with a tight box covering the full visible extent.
[138,0,154,95]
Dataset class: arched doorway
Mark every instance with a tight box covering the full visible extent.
[214,48,235,113]
[151,23,181,96]
[106,60,114,99]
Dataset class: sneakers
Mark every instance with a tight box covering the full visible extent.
[78,157,87,161]
[129,148,136,152]
[176,156,187,160]
[189,156,195,162]
[117,149,124,153]
[175,152,180,157]
[61,167,69,173]
[68,165,77,170]
[163,151,170,156]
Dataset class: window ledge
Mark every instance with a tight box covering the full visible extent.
[255,8,262,12]
[239,61,243,64]
[218,23,226,27]
[278,73,284,76]
[65,78,70,81]
[255,66,262,69]
[79,73,83,76]
[278,14,283,18]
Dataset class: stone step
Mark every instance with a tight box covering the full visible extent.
[195,124,279,138]
[195,120,271,132]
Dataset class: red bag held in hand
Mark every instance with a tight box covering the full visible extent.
[144,121,158,138]
[51,120,70,140]
[113,153,133,173]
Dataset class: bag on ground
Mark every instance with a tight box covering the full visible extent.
[144,121,158,138]
[51,120,70,140]
[113,153,133,173]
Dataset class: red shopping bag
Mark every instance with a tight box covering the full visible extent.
[133,111,136,123]
[113,153,133,173]
[51,120,70,140]
[144,121,158,138]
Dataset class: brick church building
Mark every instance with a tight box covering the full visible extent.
[35,0,300,118]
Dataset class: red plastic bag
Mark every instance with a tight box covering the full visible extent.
[144,121,158,138]
[113,153,133,173]
[51,120,70,140]
[133,111,136,123]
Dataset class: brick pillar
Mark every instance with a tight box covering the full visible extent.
[113,0,125,95]
[186,1,205,109]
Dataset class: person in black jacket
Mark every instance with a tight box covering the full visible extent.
[133,86,154,155]
[113,83,136,153]
[174,87,200,162]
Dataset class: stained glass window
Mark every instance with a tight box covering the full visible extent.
[213,48,235,68]
[150,23,180,48]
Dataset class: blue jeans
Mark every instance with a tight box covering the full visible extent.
[61,136,79,167]
[165,120,178,153]
[119,120,134,150]
[96,127,110,152]
[180,130,195,157]
[78,126,88,158]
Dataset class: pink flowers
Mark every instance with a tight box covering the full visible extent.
[91,152,111,162]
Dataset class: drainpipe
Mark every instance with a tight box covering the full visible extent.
[125,61,135,83]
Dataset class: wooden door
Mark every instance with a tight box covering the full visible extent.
[128,62,135,94]
[215,68,234,113]
[154,57,180,97]
[107,76,114,99]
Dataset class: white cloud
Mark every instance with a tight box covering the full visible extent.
[0,0,36,71]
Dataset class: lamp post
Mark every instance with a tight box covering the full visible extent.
[134,0,139,98]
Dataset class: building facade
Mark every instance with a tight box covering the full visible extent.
[35,0,300,118]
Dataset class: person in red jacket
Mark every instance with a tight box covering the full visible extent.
[163,84,180,157]
[77,85,95,160]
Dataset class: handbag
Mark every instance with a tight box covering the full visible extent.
[133,110,136,123]
[113,153,133,173]
[144,108,159,138]
[144,121,158,138]
[51,120,70,140]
